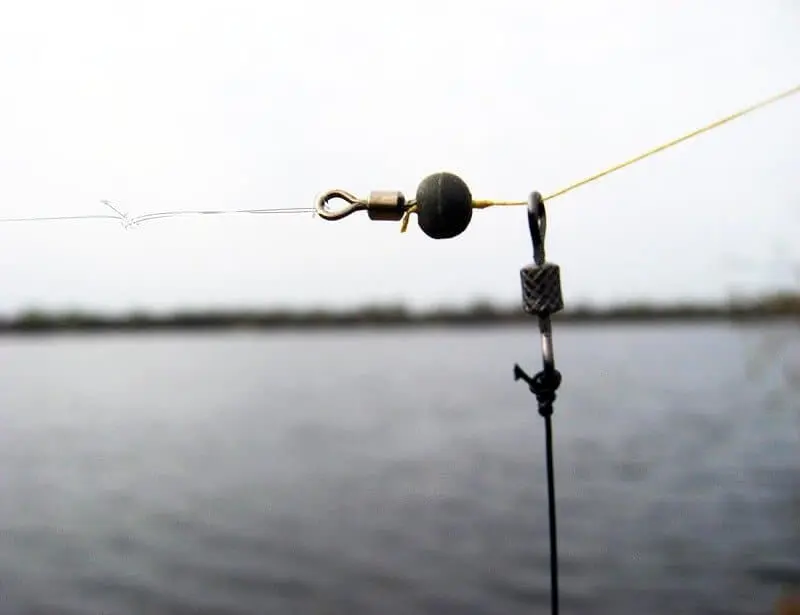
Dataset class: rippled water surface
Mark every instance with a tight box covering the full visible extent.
[0,324,797,614]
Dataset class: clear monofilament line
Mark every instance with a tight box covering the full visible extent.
[0,206,316,228]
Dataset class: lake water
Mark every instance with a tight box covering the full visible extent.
[0,324,797,614]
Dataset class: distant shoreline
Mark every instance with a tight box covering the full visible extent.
[1,294,798,334]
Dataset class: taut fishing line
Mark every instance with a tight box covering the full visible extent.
[1,83,797,236]
[0,201,316,228]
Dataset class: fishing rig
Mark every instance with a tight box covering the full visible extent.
[317,173,566,614]
[1,82,799,615]
[0,83,797,230]
[307,82,799,615]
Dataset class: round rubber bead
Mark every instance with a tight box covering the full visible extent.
[415,172,473,239]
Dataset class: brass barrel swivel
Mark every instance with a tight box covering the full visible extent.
[315,189,408,222]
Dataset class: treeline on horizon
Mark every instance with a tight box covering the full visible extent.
[1,292,798,333]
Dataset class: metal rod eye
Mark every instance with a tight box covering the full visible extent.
[527,191,547,265]
[315,190,368,221]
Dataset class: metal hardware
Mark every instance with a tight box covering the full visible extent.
[513,191,564,615]
[315,189,408,222]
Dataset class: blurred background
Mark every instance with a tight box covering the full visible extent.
[0,1,798,614]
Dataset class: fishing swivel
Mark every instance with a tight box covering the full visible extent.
[315,189,408,222]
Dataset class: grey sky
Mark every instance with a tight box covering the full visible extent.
[1,1,798,313]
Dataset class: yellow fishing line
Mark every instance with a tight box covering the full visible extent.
[400,83,800,232]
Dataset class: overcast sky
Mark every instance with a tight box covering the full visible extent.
[0,0,798,313]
